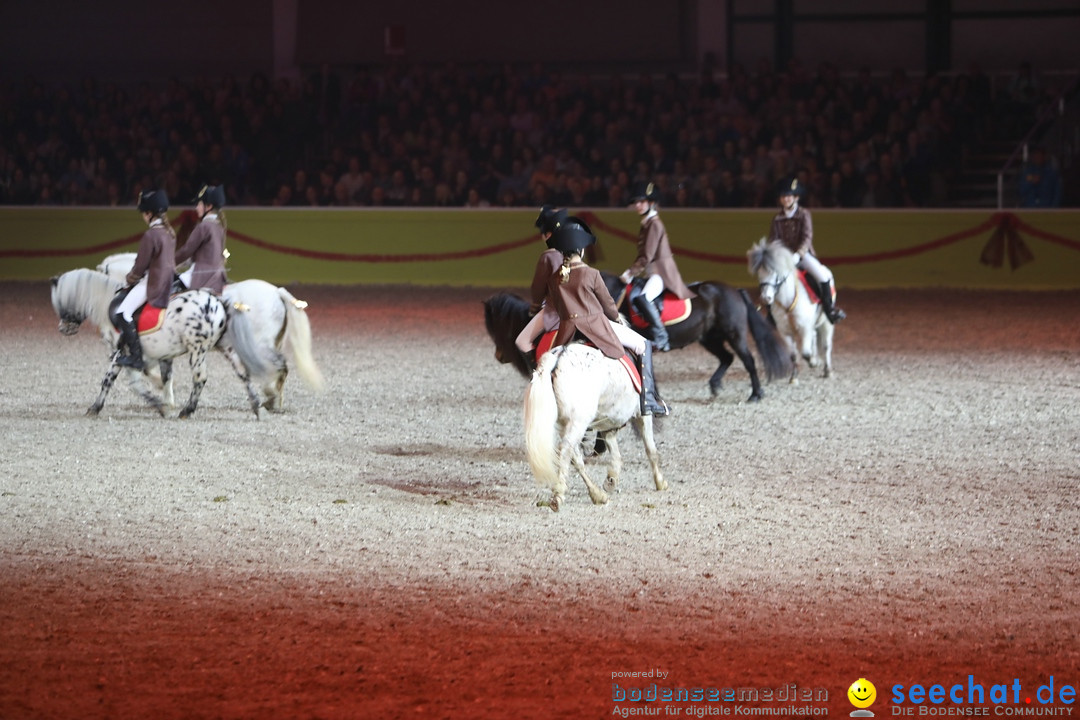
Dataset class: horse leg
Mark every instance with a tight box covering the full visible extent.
[700,333,736,398]
[559,418,608,507]
[820,322,835,378]
[633,415,667,491]
[178,350,211,419]
[87,359,124,416]
[566,441,608,506]
[219,347,262,418]
[261,358,288,413]
[601,431,622,492]
[157,359,175,408]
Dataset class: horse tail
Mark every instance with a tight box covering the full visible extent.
[224,301,275,379]
[277,287,325,392]
[740,289,793,382]
[524,350,561,491]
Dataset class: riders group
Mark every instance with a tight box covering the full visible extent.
[114,183,230,369]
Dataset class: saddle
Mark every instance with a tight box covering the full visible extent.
[619,279,692,330]
[534,330,642,393]
[108,275,188,336]
[797,272,836,306]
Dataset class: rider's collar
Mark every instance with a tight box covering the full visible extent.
[640,208,658,224]
[783,202,799,219]
[204,212,220,223]
[148,218,164,228]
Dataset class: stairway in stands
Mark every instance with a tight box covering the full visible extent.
[947,139,1019,208]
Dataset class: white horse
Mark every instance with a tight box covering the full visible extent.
[50,268,265,418]
[524,343,666,512]
[747,238,834,381]
[97,252,324,412]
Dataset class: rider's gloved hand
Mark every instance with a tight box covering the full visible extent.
[619,271,631,284]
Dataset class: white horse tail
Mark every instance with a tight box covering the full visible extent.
[524,350,561,491]
[224,302,274,379]
[277,287,325,392]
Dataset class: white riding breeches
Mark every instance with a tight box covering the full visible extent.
[117,278,148,321]
[797,253,833,285]
[643,274,664,301]
[178,267,193,289]
[515,304,561,353]
[611,321,647,356]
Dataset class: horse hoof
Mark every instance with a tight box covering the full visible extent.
[86,406,101,417]
[549,496,561,513]
[747,391,763,403]
[603,477,617,493]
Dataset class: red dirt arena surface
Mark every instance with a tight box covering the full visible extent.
[1,283,1078,719]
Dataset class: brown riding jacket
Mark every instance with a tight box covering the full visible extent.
[528,247,563,315]
[547,261,624,360]
[770,205,817,257]
[126,222,176,309]
[175,214,228,294]
[626,213,695,299]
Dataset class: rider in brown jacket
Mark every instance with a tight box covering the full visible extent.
[619,180,694,352]
[547,221,669,416]
[176,184,229,294]
[114,189,176,369]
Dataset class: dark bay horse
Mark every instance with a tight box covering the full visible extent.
[599,272,792,402]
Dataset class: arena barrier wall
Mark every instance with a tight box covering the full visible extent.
[2,207,1078,290]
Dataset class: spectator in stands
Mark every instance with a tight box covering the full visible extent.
[1019,146,1062,208]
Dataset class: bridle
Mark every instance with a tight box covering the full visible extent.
[759,271,798,314]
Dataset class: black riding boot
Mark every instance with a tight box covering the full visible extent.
[632,294,670,351]
[637,343,670,416]
[818,279,846,323]
[115,316,145,370]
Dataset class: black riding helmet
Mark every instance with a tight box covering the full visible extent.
[778,176,804,198]
[546,222,596,255]
[137,189,169,214]
[193,184,226,208]
[535,205,568,234]
[629,180,661,203]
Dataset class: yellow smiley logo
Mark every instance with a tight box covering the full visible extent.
[848,678,877,708]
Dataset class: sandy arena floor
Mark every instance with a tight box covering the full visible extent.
[1,281,1078,719]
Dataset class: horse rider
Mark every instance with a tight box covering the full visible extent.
[546,221,670,416]
[515,205,568,354]
[114,189,177,369]
[769,176,846,323]
[619,180,695,352]
[176,183,229,294]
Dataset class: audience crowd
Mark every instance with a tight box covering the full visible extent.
[0,58,1064,210]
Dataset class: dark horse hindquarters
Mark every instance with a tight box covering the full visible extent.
[598,271,791,402]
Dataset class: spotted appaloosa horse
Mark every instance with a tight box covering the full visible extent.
[97,252,324,411]
[50,268,265,418]
[747,239,835,381]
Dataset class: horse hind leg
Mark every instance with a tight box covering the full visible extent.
[261,358,288,413]
[179,350,212,419]
[601,431,622,493]
[632,415,667,491]
[219,346,262,418]
[563,438,608,506]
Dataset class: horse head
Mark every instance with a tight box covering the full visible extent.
[482,293,535,378]
[747,238,795,307]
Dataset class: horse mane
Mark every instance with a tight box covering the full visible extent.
[746,237,796,276]
[51,268,122,332]
[482,292,535,379]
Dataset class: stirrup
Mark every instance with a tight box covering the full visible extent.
[642,393,671,417]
